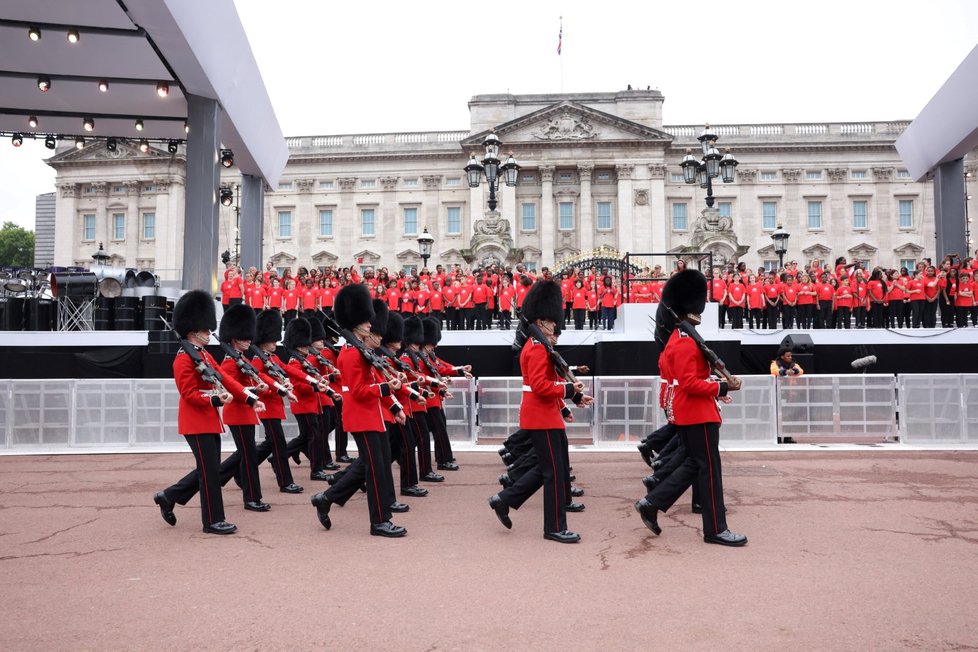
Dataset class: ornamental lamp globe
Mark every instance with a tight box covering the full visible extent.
[720,150,739,183]
[704,145,723,178]
[501,154,520,187]
[697,124,718,156]
[680,150,699,184]
[465,155,484,188]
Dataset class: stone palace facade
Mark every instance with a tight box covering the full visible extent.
[44,89,978,281]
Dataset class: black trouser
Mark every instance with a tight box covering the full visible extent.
[430,310,443,328]
[332,406,349,458]
[910,301,923,327]
[426,406,454,465]
[797,304,814,329]
[445,307,457,330]
[869,302,886,328]
[854,306,867,328]
[499,309,512,330]
[410,413,433,475]
[287,412,321,471]
[642,422,678,453]
[817,301,833,329]
[315,405,336,469]
[957,306,974,327]
[717,303,726,329]
[727,306,744,329]
[781,304,795,329]
[564,302,572,323]
[220,424,262,504]
[227,297,244,307]
[164,433,224,527]
[748,307,764,329]
[388,420,418,488]
[461,308,474,329]
[324,431,394,525]
[645,422,727,538]
[836,307,851,328]
[766,304,779,329]
[601,306,616,330]
[497,428,570,534]
[939,296,954,327]
[257,418,295,487]
[473,303,488,330]
[283,309,297,330]
[922,300,938,328]
[573,308,586,330]
[588,310,598,329]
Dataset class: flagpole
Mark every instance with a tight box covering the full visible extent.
[558,16,564,93]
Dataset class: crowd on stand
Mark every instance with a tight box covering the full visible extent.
[218,250,978,332]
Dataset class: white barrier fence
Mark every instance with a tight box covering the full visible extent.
[1,375,976,449]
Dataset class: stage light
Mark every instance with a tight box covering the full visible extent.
[98,80,109,93]
[106,137,118,152]
[134,119,144,131]
[220,149,234,168]
[12,134,23,147]
[156,82,169,98]
[75,136,85,150]
[37,77,51,92]
[28,25,41,41]
[220,187,234,206]
[138,139,149,153]
[66,28,80,44]
[167,140,179,154]
[44,135,56,149]
[83,117,95,132]
[184,122,189,134]
[28,116,38,128]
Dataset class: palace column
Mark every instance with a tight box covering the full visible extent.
[540,165,555,267]
[55,183,79,266]
[578,164,594,252]
[648,163,667,253]
[616,164,634,254]
[124,181,140,267]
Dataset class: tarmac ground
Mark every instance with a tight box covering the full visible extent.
[1,449,977,651]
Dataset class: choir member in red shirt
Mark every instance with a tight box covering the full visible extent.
[796,272,817,329]
[763,274,782,329]
[746,273,765,329]
[571,279,587,330]
[954,271,976,327]
[282,278,300,328]
[710,268,727,329]
[600,276,620,330]
[834,276,854,329]
[220,268,244,307]
[780,274,799,329]
[724,272,746,329]
[498,276,515,330]
[428,280,445,327]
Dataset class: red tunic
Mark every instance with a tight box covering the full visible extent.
[519,339,574,430]
[338,345,391,433]
[219,357,261,426]
[173,348,249,435]
[660,329,723,425]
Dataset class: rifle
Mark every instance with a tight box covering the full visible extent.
[517,313,588,407]
[159,316,228,398]
[248,345,298,402]
[660,302,738,385]
[321,313,413,398]
[376,345,430,404]
[283,344,342,402]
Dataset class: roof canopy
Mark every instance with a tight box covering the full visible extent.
[0,0,287,186]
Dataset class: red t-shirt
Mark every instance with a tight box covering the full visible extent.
[747,283,765,310]
[835,285,854,309]
[301,287,319,311]
[797,283,816,305]
[816,282,835,302]
[726,283,746,307]
[711,279,726,302]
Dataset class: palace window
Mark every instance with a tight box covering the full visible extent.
[361,179,376,189]
[851,170,867,179]
[672,203,688,231]
[596,202,613,230]
[806,171,822,180]
[760,171,778,181]
[112,213,125,240]
[278,181,293,191]
[83,214,96,241]
[807,201,822,230]
[361,208,375,236]
[899,259,916,273]
[762,201,778,229]
[403,178,419,188]
[446,206,461,234]
[278,210,292,237]
[558,202,574,230]
[403,207,418,236]
[852,200,868,229]
[671,173,685,183]
[898,199,914,228]
[521,203,537,231]
[718,202,732,218]
[896,170,912,179]
[445,178,461,187]
[319,209,333,237]
[142,212,155,240]
[320,181,334,190]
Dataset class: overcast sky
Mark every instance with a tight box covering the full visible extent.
[2,0,977,233]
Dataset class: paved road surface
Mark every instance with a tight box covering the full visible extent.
[1,451,976,651]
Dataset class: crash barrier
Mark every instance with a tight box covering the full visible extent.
[1,375,975,449]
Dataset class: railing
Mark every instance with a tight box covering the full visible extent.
[285,131,469,150]
[4,374,978,449]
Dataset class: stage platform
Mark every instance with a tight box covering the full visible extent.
[0,300,976,377]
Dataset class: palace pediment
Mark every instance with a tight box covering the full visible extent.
[462,101,673,148]
[47,140,172,164]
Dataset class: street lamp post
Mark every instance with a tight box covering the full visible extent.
[679,125,739,208]
[464,133,520,211]
[771,223,790,270]
[417,226,434,271]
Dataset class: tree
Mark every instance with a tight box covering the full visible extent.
[0,222,35,268]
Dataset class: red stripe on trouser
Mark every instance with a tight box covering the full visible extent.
[239,427,255,502]
[703,425,719,534]
[545,430,560,530]
[268,420,287,485]
[361,434,384,521]
[193,436,213,525]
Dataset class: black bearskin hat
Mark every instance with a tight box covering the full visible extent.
[370,299,389,336]
[254,309,282,346]
[218,304,256,343]
[383,311,404,345]
[308,316,327,343]
[334,284,374,331]
[521,279,564,325]
[173,290,216,338]
[422,317,440,347]
[655,269,708,346]
[403,315,424,346]
[284,316,312,348]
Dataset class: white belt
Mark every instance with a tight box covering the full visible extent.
[341,386,349,392]
[522,384,532,392]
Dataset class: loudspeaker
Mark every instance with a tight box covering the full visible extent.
[780,333,813,354]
